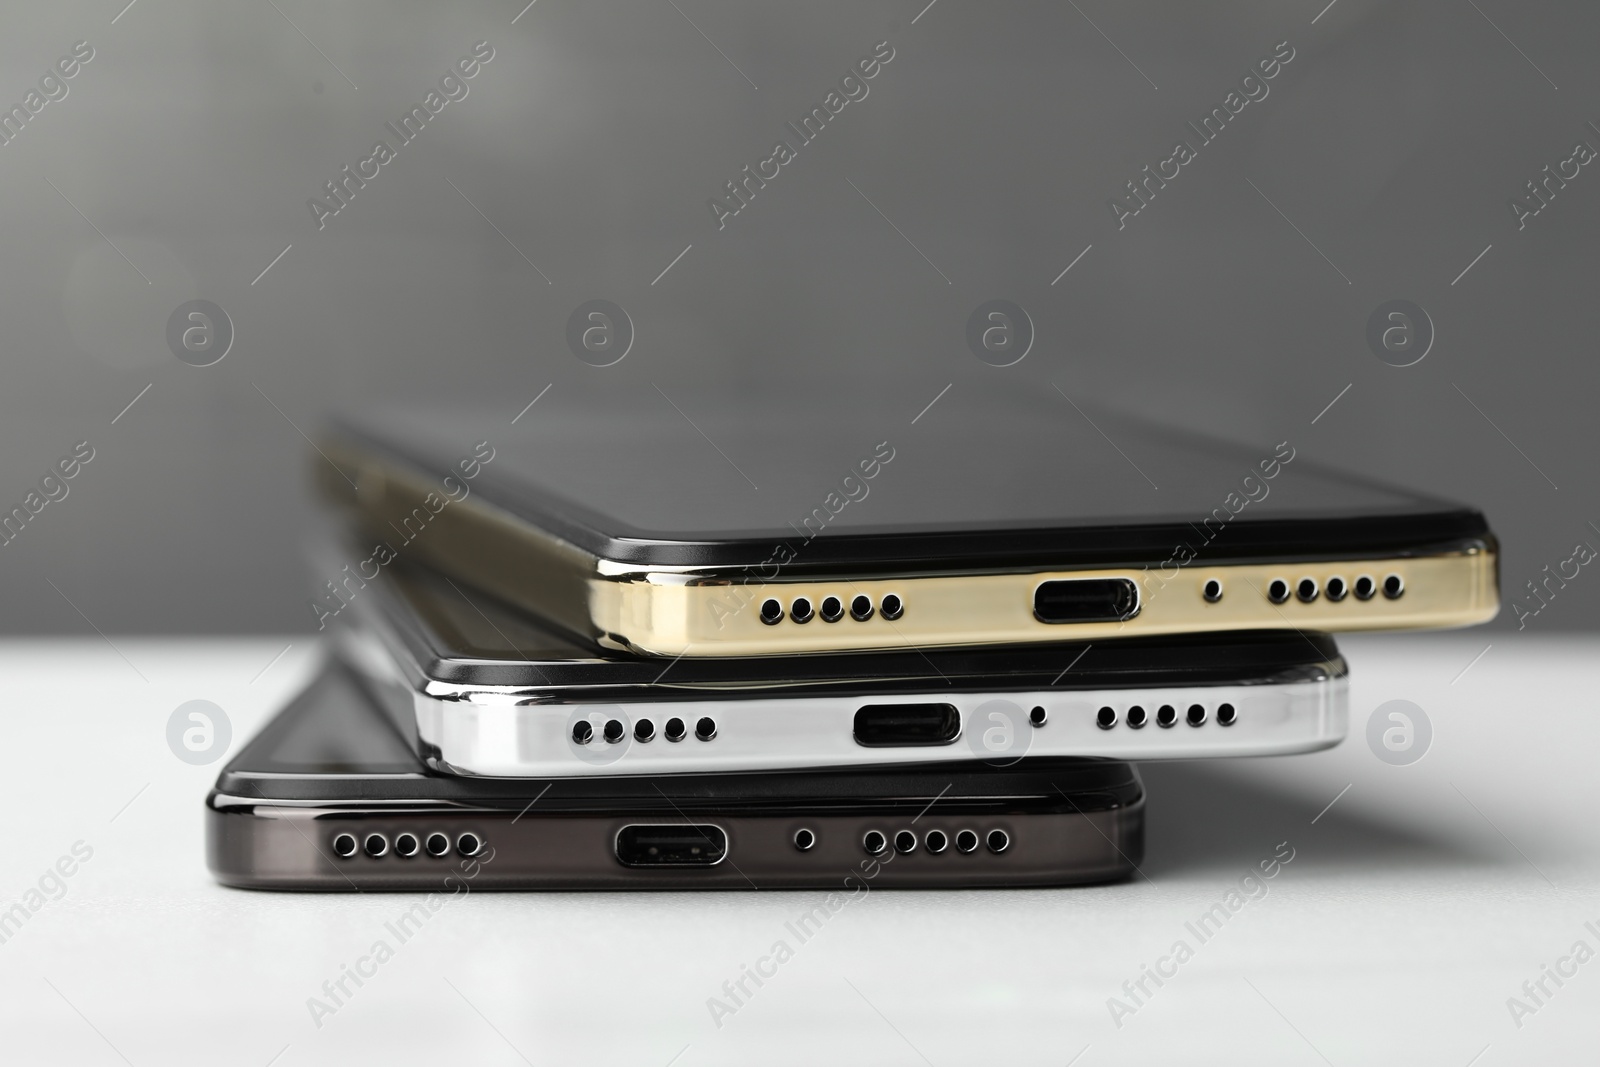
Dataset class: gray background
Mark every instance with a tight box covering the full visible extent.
[2,0,1591,633]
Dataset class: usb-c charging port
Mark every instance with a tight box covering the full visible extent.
[853,704,961,747]
[1033,578,1139,623]
[614,824,727,867]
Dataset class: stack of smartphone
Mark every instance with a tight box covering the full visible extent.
[208,396,1497,890]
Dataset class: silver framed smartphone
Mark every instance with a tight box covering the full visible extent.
[328,559,1348,778]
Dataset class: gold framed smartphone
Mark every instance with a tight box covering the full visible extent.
[313,395,1497,656]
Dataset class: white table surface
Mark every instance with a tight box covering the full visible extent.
[0,632,1593,1065]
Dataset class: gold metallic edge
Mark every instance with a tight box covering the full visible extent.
[599,552,1496,655]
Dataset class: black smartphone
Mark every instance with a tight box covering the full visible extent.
[315,392,1496,657]
[207,661,1144,890]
